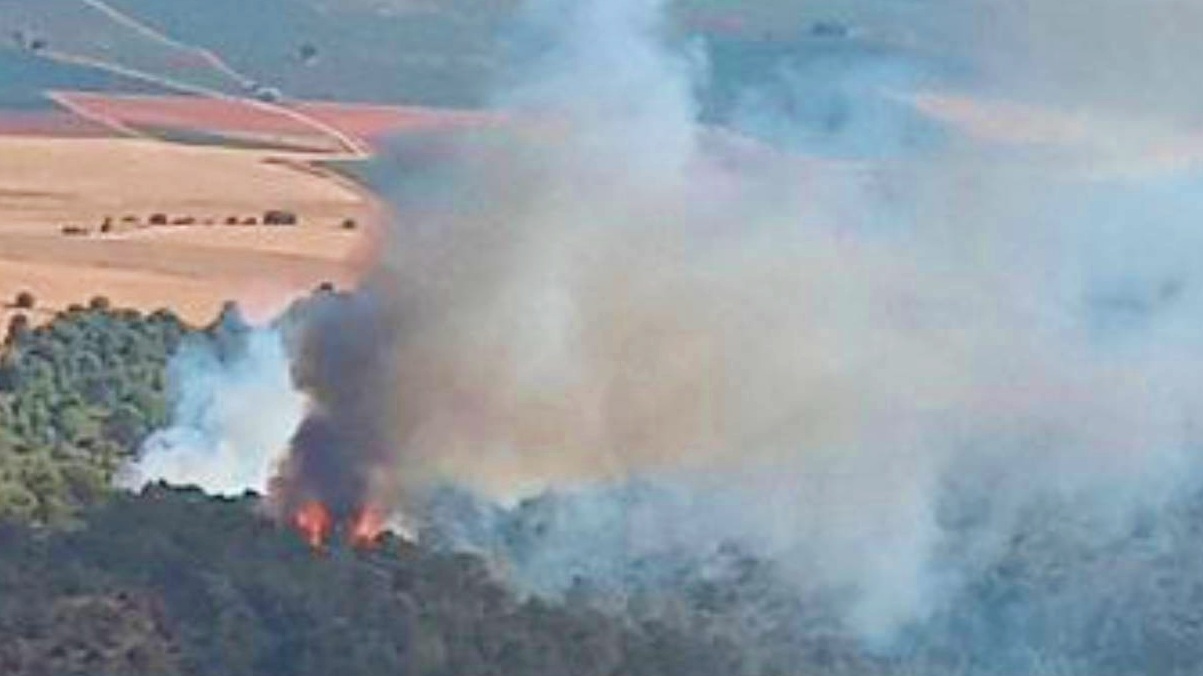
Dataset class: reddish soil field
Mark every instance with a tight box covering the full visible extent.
[51,92,506,151]
[54,92,322,135]
[295,101,505,139]
[0,110,111,138]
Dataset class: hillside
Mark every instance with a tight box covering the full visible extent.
[5,303,1203,675]
[0,484,749,676]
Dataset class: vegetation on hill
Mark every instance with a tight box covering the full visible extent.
[8,479,1203,676]
[0,485,750,676]
[0,299,190,525]
[4,300,1203,676]
[0,293,790,675]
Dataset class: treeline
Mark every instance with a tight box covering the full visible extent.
[12,482,1203,676]
[0,485,749,676]
[0,298,881,676]
[0,297,764,676]
[0,297,191,524]
[5,298,1203,675]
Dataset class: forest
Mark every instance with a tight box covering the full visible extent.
[0,298,770,676]
[5,297,1203,676]
[0,485,760,676]
[0,296,186,525]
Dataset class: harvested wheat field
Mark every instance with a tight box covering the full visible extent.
[0,135,382,327]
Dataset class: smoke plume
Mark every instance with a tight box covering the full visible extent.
[124,318,303,496]
[267,289,404,522]
[135,0,1203,654]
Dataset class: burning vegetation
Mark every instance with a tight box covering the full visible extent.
[348,504,387,548]
[290,499,387,551]
[264,289,404,552]
[292,500,332,549]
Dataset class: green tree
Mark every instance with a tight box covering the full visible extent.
[0,303,192,526]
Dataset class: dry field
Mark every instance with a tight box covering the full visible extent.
[0,135,382,328]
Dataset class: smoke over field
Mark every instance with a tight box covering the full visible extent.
[133,0,1203,668]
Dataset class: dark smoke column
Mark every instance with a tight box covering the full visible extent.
[270,289,402,527]
[267,131,487,535]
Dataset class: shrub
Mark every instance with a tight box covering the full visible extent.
[14,291,35,310]
[263,210,299,226]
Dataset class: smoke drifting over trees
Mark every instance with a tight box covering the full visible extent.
[131,0,1203,665]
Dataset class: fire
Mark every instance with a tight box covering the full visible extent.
[349,505,386,549]
[293,500,333,550]
[289,500,386,551]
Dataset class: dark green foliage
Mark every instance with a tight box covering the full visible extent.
[298,43,319,64]
[0,486,737,676]
[0,590,183,676]
[0,305,192,526]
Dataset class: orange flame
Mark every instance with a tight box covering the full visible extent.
[293,500,333,550]
[349,505,386,549]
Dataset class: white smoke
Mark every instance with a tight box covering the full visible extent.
[122,327,304,496]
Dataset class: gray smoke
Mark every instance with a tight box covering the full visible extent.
[124,318,303,496]
[269,289,405,522]
[136,0,1203,656]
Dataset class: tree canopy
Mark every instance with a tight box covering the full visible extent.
[0,304,190,525]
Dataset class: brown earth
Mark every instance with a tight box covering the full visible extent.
[0,136,383,328]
